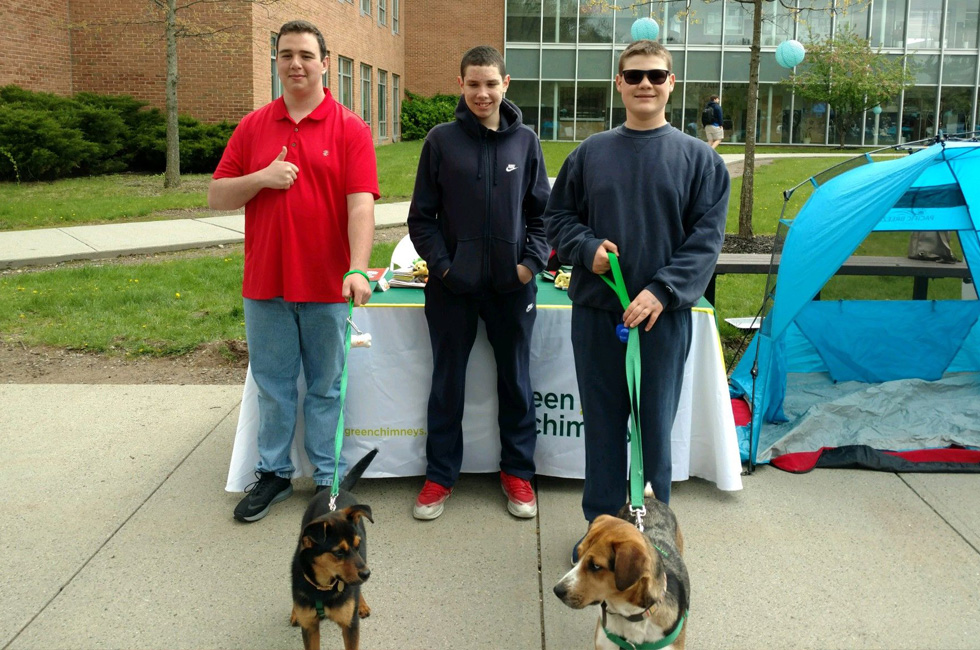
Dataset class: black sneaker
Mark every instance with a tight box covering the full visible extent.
[233,472,293,522]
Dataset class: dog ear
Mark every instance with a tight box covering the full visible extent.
[613,541,650,592]
[344,504,374,525]
[301,520,331,549]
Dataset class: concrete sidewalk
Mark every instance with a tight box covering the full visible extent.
[2,384,980,650]
[0,202,411,270]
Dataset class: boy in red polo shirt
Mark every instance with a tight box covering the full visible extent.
[209,20,379,523]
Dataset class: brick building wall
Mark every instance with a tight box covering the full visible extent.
[0,0,73,95]
[404,0,504,97]
[44,0,403,141]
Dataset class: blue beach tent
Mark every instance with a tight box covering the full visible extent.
[730,138,980,472]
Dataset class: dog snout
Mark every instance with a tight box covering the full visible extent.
[358,568,371,582]
[553,583,568,600]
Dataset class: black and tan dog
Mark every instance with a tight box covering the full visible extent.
[553,490,690,650]
[290,449,377,650]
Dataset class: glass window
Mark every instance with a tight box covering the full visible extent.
[507,0,542,43]
[507,48,540,79]
[554,81,577,139]
[871,0,909,48]
[574,81,609,138]
[579,3,613,44]
[506,80,541,133]
[542,0,578,44]
[760,51,791,83]
[392,0,399,33]
[378,70,388,139]
[379,0,387,26]
[798,99,828,145]
[271,33,281,101]
[938,87,973,135]
[722,52,751,82]
[720,83,750,143]
[865,96,901,146]
[683,81,717,138]
[762,0,796,47]
[686,50,721,81]
[661,0,688,45]
[797,0,833,40]
[392,74,401,139]
[688,0,723,46]
[612,7,632,45]
[907,0,943,48]
[943,55,978,84]
[360,64,372,125]
[901,85,938,141]
[946,0,978,49]
[540,80,559,139]
[339,57,354,110]
[835,0,870,38]
[578,50,613,80]
[911,53,941,84]
[724,1,754,46]
[361,0,371,16]
[756,83,795,144]
[542,49,576,78]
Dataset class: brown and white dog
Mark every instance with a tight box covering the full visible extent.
[554,493,690,650]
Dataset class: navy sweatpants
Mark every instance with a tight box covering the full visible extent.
[571,304,692,521]
[422,277,538,487]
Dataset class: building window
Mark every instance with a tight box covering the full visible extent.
[339,57,354,110]
[392,0,399,33]
[379,70,388,138]
[361,0,371,16]
[361,64,372,125]
[393,73,400,139]
[378,0,387,26]
[271,34,281,101]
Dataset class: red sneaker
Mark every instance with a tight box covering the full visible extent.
[500,471,537,518]
[413,480,452,520]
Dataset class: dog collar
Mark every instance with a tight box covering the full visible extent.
[601,608,688,650]
[303,571,345,593]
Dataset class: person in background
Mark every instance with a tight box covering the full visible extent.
[407,45,551,521]
[702,94,724,149]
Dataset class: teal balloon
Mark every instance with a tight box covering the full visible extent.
[872,105,883,115]
[775,39,806,68]
[630,17,660,42]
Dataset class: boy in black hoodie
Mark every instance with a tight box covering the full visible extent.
[407,45,551,521]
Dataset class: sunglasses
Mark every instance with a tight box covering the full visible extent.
[621,69,671,85]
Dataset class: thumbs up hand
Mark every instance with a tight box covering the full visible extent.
[264,146,299,190]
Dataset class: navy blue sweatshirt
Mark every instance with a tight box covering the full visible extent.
[544,124,729,312]
[407,97,551,294]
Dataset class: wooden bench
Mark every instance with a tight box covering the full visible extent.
[706,253,973,306]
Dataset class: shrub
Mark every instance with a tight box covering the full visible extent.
[0,86,237,179]
[0,104,99,181]
[400,90,457,141]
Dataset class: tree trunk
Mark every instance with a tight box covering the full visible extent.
[737,0,764,239]
[164,0,181,188]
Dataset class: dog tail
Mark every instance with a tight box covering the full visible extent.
[644,482,654,498]
[338,448,378,492]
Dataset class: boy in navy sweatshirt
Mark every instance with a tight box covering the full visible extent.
[545,40,729,558]
[407,45,551,520]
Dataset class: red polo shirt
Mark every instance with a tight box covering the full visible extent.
[213,90,380,302]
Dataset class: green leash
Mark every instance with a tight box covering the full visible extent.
[598,254,646,526]
[327,271,369,510]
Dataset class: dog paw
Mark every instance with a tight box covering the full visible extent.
[289,609,299,627]
[358,598,371,619]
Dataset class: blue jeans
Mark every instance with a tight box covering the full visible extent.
[243,297,348,486]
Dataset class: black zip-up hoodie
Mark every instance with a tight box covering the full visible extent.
[407,96,551,294]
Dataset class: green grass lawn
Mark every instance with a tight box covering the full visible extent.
[2,145,966,360]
